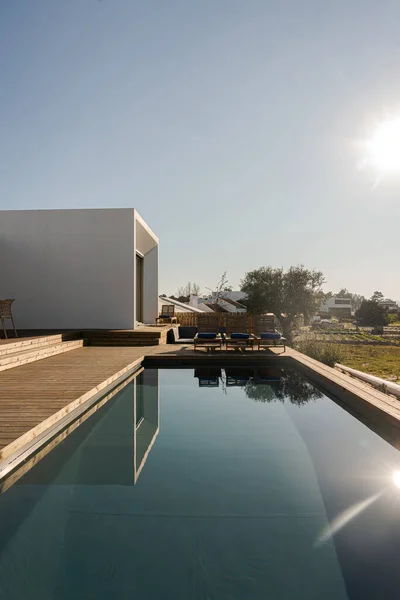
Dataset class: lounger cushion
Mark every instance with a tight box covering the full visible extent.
[260,332,281,340]
[197,332,217,339]
[230,333,250,339]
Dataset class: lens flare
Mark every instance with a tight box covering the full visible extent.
[392,471,400,488]
[315,491,383,546]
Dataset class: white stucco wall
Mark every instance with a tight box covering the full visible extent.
[143,245,159,324]
[0,209,138,329]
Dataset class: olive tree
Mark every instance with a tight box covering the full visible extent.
[240,265,325,341]
[355,300,388,327]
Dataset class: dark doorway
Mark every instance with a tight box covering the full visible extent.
[136,253,144,323]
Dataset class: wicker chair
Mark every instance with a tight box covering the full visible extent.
[156,305,178,324]
[0,299,17,339]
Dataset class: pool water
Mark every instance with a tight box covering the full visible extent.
[1,367,400,599]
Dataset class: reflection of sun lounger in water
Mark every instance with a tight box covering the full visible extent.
[252,367,283,384]
[225,368,254,387]
[194,368,222,387]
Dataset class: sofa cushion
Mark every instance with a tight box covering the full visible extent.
[167,327,179,344]
[231,333,250,339]
[178,326,197,339]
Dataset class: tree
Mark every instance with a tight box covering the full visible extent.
[240,265,325,341]
[371,291,384,302]
[206,272,230,305]
[176,281,201,302]
[350,294,365,312]
[355,300,388,327]
[336,288,351,298]
[244,370,322,405]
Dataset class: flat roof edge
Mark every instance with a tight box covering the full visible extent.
[134,209,159,244]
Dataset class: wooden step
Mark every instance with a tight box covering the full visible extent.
[89,340,160,346]
[86,332,166,340]
[0,339,85,372]
[0,333,81,357]
[86,329,169,347]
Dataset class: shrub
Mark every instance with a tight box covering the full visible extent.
[387,314,399,325]
[295,339,345,367]
[355,300,388,327]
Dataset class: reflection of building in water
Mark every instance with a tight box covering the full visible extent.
[134,369,159,483]
[7,368,160,490]
[194,368,222,387]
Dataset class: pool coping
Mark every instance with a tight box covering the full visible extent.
[0,345,399,489]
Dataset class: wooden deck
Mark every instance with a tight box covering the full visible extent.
[1,338,399,488]
[0,345,167,462]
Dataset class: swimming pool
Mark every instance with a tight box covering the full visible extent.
[0,366,400,599]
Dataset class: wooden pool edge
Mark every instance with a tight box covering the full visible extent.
[0,356,144,470]
[0,366,145,493]
[288,349,400,450]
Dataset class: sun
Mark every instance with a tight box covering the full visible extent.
[367,117,400,173]
[392,471,400,489]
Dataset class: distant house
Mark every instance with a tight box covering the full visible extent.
[209,290,247,303]
[158,296,205,314]
[187,295,215,313]
[187,294,246,314]
[321,297,352,318]
[217,298,247,313]
[377,299,399,313]
[196,291,247,313]
[203,302,229,313]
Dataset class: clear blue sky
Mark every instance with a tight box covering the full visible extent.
[1,0,399,300]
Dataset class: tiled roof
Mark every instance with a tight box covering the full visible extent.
[204,302,229,313]
[221,297,247,308]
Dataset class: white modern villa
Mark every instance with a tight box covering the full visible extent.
[320,297,352,318]
[0,208,158,330]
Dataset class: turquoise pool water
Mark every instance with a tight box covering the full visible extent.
[0,367,400,599]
